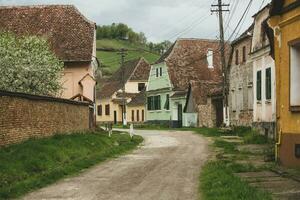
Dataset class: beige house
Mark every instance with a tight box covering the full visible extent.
[0,5,97,102]
[96,58,150,124]
[228,25,254,127]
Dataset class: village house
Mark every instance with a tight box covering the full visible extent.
[146,39,229,128]
[251,5,276,138]
[96,57,150,124]
[0,5,97,102]
[267,0,300,166]
[185,80,223,127]
[228,25,254,127]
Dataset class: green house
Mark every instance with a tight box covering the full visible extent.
[146,39,227,128]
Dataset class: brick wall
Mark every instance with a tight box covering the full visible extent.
[0,90,91,146]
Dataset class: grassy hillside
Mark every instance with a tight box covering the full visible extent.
[96,39,159,76]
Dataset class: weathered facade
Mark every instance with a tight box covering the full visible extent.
[0,5,97,102]
[268,0,300,166]
[146,39,229,128]
[228,25,254,127]
[185,81,223,127]
[96,58,150,124]
[251,5,276,138]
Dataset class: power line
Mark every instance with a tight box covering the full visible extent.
[227,0,253,42]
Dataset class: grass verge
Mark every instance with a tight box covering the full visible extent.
[200,160,272,200]
[0,131,143,199]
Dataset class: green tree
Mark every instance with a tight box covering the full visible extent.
[0,32,64,96]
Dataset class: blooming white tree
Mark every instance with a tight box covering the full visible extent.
[0,32,64,96]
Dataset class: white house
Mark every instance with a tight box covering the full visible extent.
[250,5,276,138]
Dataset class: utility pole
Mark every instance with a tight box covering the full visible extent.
[211,0,230,126]
[118,48,128,126]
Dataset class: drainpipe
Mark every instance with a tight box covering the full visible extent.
[275,128,282,162]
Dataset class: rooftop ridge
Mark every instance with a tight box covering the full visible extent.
[0,4,95,26]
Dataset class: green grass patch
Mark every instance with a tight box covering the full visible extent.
[214,139,238,154]
[0,131,143,199]
[200,160,272,200]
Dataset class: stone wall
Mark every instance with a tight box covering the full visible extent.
[198,99,214,128]
[0,90,91,146]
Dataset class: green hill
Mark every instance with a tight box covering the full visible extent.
[96,39,160,76]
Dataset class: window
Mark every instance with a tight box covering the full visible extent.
[147,95,161,110]
[142,110,144,121]
[242,46,246,63]
[156,68,159,77]
[138,83,145,91]
[105,104,110,115]
[164,94,170,110]
[137,110,140,121]
[207,50,213,68]
[97,105,102,116]
[131,110,134,121]
[290,43,300,109]
[257,71,262,101]
[159,67,163,76]
[266,68,272,100]
[235,49,239,65]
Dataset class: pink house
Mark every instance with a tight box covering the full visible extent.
[0,5,97,102]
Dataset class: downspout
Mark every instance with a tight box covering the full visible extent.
[275,128,282,162]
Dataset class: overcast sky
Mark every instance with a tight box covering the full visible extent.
[0,0,269,42]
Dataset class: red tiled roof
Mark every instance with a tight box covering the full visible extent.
[127,90,146,106]
[156,38,230,91]
[189,80,223,106]
[0,5,95,61]
[97,58,151,99]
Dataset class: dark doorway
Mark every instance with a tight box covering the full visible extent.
[214,99,223,127]
[114,111,117,124]
[178,104,183,128]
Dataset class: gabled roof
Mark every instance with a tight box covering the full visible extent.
[97,57,151,99]
[127,90,146,107]
[252,4,271,18]
[231,24,254,46]
[78,73,96,85]
[0,5,95,61]
[184,80,223,112]
[155,38,230,91]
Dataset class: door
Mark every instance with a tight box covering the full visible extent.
[178,104,183,128]
[114,111,117,124]
[215,99,224,127]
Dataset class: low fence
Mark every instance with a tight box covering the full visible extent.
[0,90,92,146]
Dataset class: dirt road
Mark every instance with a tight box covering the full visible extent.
[23,130,210,200]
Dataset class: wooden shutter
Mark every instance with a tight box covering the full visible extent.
[142,110,144,121]
[266,68,272,100]
[242,46,246,62]
[132,110,134,121]
[137,110,140,121]
[97,105,102,116]
[257,71,262,101]
[105,104,110,115]
[235,49,239,65]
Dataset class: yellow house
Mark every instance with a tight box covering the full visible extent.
[0,5,97,103]
[96,58,150,124]
[267,0,300,166]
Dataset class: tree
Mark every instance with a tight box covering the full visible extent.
[0,33,64,96]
